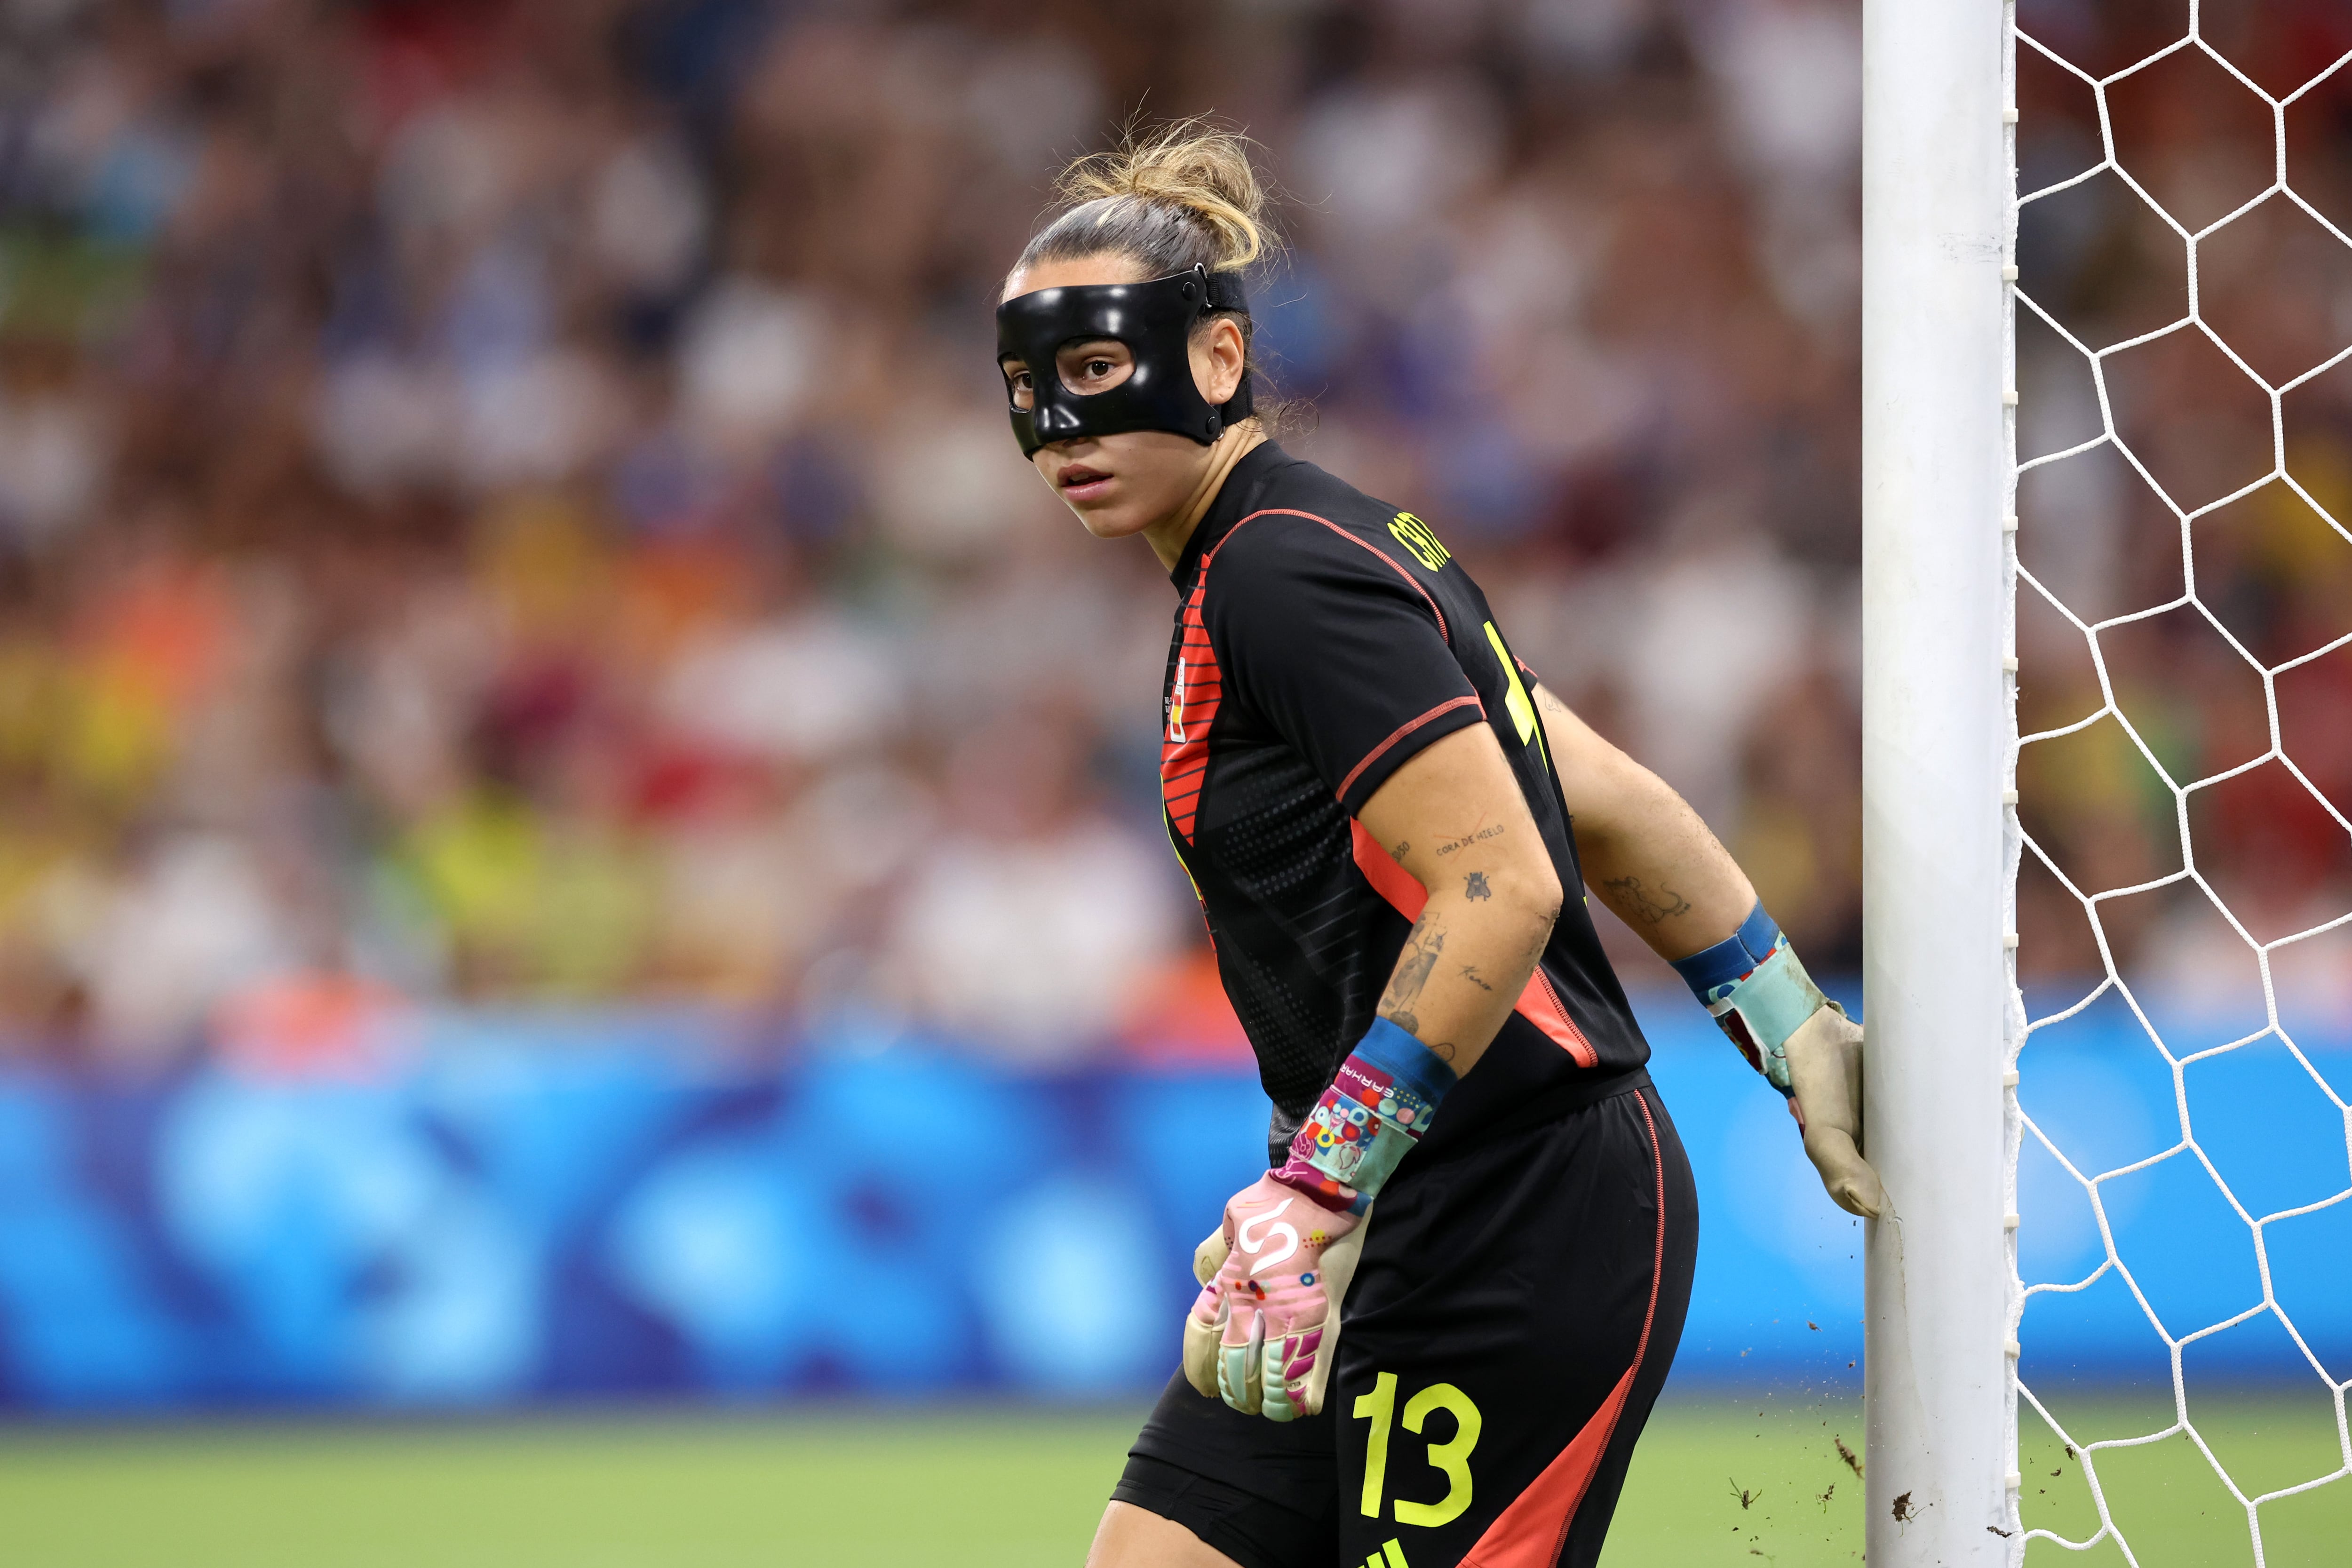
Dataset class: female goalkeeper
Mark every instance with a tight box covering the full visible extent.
[994,124,1883,1568]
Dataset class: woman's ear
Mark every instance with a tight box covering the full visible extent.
[1192,316,1248,407]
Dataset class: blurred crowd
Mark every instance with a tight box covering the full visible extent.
[0,0,2334,1071]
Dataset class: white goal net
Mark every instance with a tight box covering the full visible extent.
[2003,4,2352,1562]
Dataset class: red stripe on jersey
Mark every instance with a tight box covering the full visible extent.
[1161,575,1224,843]
[1348,824,1598,1067]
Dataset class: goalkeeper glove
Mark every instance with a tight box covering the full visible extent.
[1183,1017,1454,1421]
[1672,901,1885,1219]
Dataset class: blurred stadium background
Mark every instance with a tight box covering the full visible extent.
[0,0,2345,1561]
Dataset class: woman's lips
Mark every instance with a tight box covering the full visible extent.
[1059,465,1112,501]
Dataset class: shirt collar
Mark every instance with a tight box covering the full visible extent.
[1170,440,1291,590]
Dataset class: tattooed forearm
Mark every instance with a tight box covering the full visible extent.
[1377,913,1446,1032]
[1603,874,1692,926]
[1368,829,1561,1073]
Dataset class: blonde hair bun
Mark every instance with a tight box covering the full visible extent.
[1052,119,1275,272]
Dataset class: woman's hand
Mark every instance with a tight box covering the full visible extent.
[1785,1004,1885,1218]
[1182,1176,1367,1420]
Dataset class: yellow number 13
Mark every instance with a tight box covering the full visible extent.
[1353,1372,1484,1528]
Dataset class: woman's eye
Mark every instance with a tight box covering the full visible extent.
[1087,359,1113,378]
[1012,371,1032,390]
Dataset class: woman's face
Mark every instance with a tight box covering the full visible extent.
[999,255,1248,544]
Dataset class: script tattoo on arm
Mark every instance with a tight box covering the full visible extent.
[1434,822,1505,857]
[1457,963,1494,992]
[1603,875,1692,926]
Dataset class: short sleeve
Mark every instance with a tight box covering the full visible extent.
[1205,518,1485,815]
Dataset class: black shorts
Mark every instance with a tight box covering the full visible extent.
[1114,1072,1698,1568]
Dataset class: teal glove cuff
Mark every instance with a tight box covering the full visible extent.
[1669,901,1826,1094]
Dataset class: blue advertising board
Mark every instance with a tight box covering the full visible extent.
[0,989,2343,1409]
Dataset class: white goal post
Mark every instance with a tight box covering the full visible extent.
[1860,0,2018,1562]
[1867,2,2352,1563]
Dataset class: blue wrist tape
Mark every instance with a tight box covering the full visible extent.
[1350,1016,1459,1106]
[1669,901,1784,1003]
[1669,901,1825,1095]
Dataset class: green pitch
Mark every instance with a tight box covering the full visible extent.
[1,1393,2342,1565]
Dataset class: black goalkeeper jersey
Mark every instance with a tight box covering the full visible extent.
[1160,441,1652,1159]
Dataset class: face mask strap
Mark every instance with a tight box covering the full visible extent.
[1196,265,1256,435]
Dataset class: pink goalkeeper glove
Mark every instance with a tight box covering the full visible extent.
[1182,1018,1453,1421]
[1183,1175,1362,1421]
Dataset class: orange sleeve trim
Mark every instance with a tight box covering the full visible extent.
[1335,694,1484,806]
[1348,820,1430,920]
[1513,968,1600,1068]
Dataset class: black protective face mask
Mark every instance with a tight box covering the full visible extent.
[996,264,1254,459]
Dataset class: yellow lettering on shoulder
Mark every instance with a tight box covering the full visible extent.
[1484,621,1545,764]
[1387,512,1450,572]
